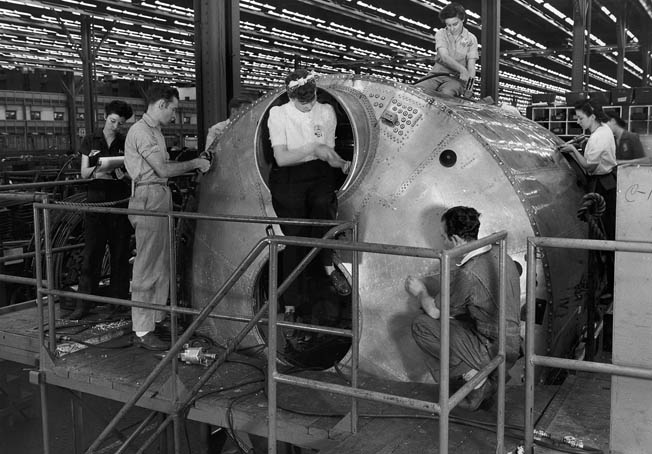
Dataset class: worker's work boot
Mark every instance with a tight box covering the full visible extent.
[458,378,497,411]
[67,300,91,320]
[329,268,351,296]
[133,332,169,351]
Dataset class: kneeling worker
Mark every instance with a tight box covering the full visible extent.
[405,206,521,410]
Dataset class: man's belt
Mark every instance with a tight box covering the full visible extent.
[134,181,168,188]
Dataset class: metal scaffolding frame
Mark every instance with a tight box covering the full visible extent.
[0,189,511,453]
[523,236,652,453]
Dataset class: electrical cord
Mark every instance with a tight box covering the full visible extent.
[227,387,264,454]
[256,362,603,454]
[44,316,126,333]
[56,335,132,350]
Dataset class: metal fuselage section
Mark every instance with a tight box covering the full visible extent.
[191,75,587,382]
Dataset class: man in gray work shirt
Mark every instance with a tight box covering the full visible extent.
[405,206,521,410]
[125,85,210,350]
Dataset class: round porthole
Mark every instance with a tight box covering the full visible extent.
[439,149,457,168]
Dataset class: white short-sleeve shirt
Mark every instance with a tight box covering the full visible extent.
[268,101,336,162]
[431,27,479,75]
[584,124,617,175]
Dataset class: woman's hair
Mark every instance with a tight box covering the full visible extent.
[605,110,627,129]
[285,68,317,103]
[105,100,133,120]
[439,2,466,23]
[441,206,481,241]
[574,99,608,123]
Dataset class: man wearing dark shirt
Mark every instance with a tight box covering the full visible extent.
[406,206,521,411]
[606,112,646,161]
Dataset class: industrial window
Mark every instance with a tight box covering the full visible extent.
[5,110,16,120]
[54,112,64,121]
[183,116,191,124]
[30,111,41,120]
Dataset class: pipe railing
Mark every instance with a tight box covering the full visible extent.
[17,197,511,454]
[524,236,652,453]
[26,199,352,454]
[0,178,91,192]
[265,230,509,454]
[108,223,355,454]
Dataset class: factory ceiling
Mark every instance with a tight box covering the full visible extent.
[1,0,652,107]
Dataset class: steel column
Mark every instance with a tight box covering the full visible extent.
[571,0,589,92]
[438,253,451,454]
[71,391,85,454]
[42,201,56,353]
[616,5,627,87]
[642,38,652,87]
[193,0,240,151]
[80,16,95,135]
[480,0,500,101]
[524,239,537,453]
[583,0,593,91]
[496,238,506,453]
[350,224,359,433]
[39,375,51,454]
[167,214,181,454]
[33,205,51,454]
[267,242,279,454]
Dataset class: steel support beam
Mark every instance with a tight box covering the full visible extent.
[616,4,628,87]
[583,0,593,91]
[194,0,240,152]
[80,15,95,136]
[62,72,79,153]
[481,0,500,101]
[572,0,589,92]
[642,35,652,86]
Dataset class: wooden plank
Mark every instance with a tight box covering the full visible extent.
[0,299,36,315]
[537,372,610,454]
[0,305,581,453]
[613,165,652,454]
[0,343,38,365]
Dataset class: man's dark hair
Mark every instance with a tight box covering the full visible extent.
[228,96,252,112]
[105,100,133,120]
[285,68,317,103]
[439,2,466,23]
[605,110,627,129]
[441,206,481,241]
[145,84,179,106]
[574,99,608,123]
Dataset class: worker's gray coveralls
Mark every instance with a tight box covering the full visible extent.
[411,246,521,381]
[124,113,171,332]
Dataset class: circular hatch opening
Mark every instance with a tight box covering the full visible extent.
[252,253,352,370]
[255,87,360,197]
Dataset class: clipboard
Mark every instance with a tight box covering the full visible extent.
[95,156,125,172]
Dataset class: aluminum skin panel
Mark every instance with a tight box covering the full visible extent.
[191,75,587,382]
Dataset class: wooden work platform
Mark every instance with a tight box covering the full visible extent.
[0,301,46,366]
[0,302,611,453]
[535,372,611,453]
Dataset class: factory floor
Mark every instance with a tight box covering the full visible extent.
[0,301,612,454]
[0,360,231,454]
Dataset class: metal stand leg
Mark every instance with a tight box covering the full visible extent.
[39,379,51,454]
[70,391,84,454]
